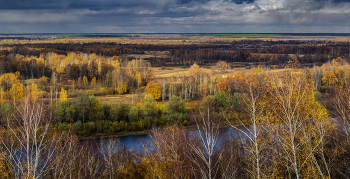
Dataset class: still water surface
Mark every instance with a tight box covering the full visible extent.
[113,126,250,151]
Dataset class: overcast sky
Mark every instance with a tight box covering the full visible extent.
[1,0,350,33]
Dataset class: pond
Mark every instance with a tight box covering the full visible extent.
[103,125,251,151]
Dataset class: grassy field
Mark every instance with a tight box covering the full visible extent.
[2,33,350,45]
[97,94,144,105]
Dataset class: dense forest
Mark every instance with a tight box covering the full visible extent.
[1,36,350,178]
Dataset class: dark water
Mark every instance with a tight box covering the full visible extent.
[118,134,150,151]
[105,126,251,151]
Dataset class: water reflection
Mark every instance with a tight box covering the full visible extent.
[101,125,252,152]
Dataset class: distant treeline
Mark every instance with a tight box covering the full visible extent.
[1,40,350,68]
[0,33,140,38]
[183,33,350,37]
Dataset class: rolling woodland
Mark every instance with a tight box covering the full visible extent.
[0,35,350,178]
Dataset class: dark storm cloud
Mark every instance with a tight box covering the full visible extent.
[225,0,255,4]
[332,0,350,2]
[0,0,350,33]
[0,0,257,11]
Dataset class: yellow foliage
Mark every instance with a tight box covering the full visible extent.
[135,72,142,88]
[145,82,162,100]
[39,76,48,84]
[0,152,13,178]
[8,83,24,101]
[59,87,68,101]
[91,77,97,87]
[187,63,202,77]
[0,73,20,91]
[254,66,266,76]
[27,83,39,101]
[77,77,82,87]
[83,76,88,86]
[100,88,107,93]
[142,157,176,179]
[116,81,128,94]
[322,71,338,91]
[0,89,4,103]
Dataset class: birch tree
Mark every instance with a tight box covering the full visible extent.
[0,96,65,179]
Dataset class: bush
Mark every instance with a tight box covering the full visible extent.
[73,120,83,131]
[110,103,130,122]
[231,92,241,108]
[119,121,126,131]
[144,95,157,115]
[106,88,115,95]
[100,88,108,93]
[87,122,96,133]
[314,91,322,101]
[56,123,70,132]
[74,94,91,123]
[202,95,215,108]
[87,95,103,122]
[56,99,75,123]
[214,90,229,110]
[167,96,185,113]
[106,125,115,135]
[85,90,94,95]
[128,106,144,122]
[102,103,111,120]
[112,121,120,132]
[0,102,13,117]
[129,122,137,131]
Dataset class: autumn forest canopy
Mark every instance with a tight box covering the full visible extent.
[1,34,350,178]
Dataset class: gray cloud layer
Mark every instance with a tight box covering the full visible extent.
[0,0,350,33]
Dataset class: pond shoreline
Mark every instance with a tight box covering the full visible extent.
[78,120,244,141]
[79,130,148,141]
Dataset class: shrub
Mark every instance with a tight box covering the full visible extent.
[167,96,185,113]
[144,95,157,115]
[102,103,111,120]
[110,103,130,122]
[73,120,83,131]
[214,90,229,110]
[231,92,241,108]
[100,88,108,93]
[56,99,76,123]
[128,106,144,122]
[314,91,322,101]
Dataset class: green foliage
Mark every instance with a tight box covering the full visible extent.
[202,95,215,107]
[56,100,76,123]
[73,120,83,131]
[214,90,229,110]
[144,95,156,115]
[163,113,189,124]
[87,95,103,122]
[54,94,189,137]
[110,103,130,122]
[87,122,96,133]
[167,96,185,113]
[74,94,91,123]
[314,91,322,101]
[0,102,13,117]
[101,103,111,121]
[95,120,114,134]
[231,92,241,108]
[56,123,71,132]
[128,106,144,123]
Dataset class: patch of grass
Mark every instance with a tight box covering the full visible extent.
[97,93,145,105]
[21,78,40,85]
